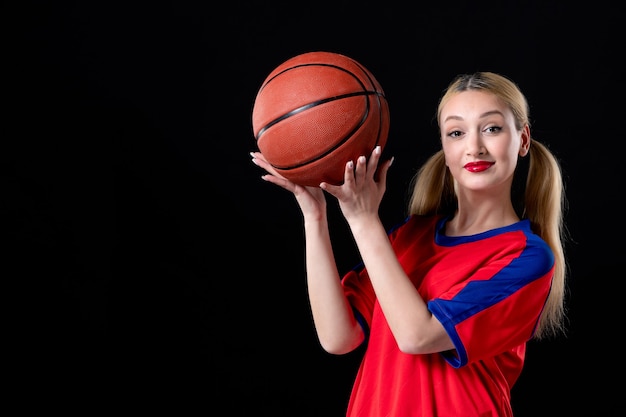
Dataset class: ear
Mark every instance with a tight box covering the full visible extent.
[519,125,531,157]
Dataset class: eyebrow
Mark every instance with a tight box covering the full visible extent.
[443,110,505,123]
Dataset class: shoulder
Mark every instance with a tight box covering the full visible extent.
[514,220,555,273]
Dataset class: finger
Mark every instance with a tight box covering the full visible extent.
[250,151,267,167]
[343,159,356,185]
[354,155,367,182]
[376,156,394,185]
[321,160,354,195]
[366,146,382,177]
[250,151,265,162]
[251,151,286,179]
[251,157,273,175]
[261,172,297,192]
[369,145,382,166]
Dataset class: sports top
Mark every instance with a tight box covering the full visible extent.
[342,214,555,417]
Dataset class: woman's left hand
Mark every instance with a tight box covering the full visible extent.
[321,146,393,223]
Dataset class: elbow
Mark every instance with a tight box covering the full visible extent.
[318,331,365,355]
[396,339,429,355]
[394,317,453,354]
[320,342,356,355]
[395,333,447,355]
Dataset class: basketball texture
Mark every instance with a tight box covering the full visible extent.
[252,51,390,186]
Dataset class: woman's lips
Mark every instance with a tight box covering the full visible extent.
[464,161,495,172]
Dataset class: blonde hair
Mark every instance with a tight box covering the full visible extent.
[408,72,568,339]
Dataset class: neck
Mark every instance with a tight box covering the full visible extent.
[445,197,519,237]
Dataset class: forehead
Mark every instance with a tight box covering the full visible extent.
[441,90,508,120]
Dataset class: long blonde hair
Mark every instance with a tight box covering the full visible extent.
[408,72,568,339]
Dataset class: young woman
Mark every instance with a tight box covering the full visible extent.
[250,71,568,416]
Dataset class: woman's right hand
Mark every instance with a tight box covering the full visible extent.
[250,151,326,220]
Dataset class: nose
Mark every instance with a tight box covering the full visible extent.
[466,131,486,156]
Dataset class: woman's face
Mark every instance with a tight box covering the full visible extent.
[439,90,530,195]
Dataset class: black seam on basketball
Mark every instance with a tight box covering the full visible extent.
[268,92,388,171]
[254,56,389,174]
[374,93,387,148]
[261,62,374,92]
[350,60,388,148]
[255,60,386,140]
[255,90,382,140]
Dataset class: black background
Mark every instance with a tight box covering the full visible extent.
[6,1,623,415]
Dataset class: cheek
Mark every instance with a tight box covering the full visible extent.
[492,140,519,162]
[508,136,526,156]
[442,144,459,168]
[443,153,462,175]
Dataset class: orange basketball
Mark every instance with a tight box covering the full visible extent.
[251,51,390,186]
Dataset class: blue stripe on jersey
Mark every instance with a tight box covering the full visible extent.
[427,218,554,368]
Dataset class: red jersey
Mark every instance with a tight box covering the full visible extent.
[341,215,555,417]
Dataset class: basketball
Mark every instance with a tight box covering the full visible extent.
[251,51,390,186]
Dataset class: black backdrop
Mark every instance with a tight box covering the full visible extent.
[6,1,623,415]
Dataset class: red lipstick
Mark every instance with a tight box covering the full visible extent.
[464,161,495,172]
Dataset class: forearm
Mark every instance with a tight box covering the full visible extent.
[349,216,453,354]
[304,217,364,354]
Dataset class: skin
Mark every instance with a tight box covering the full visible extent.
[441,90,530,237]
[250,89,531,355]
